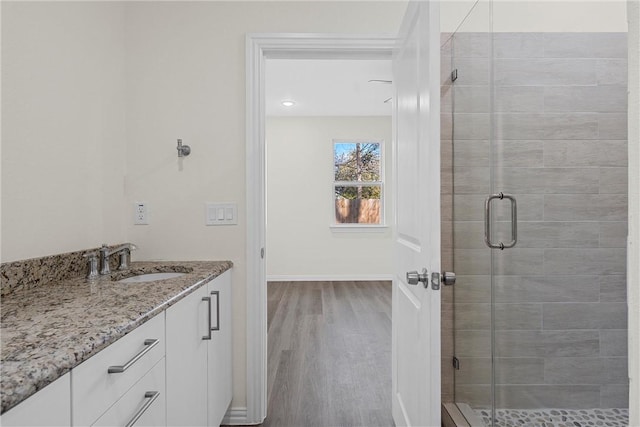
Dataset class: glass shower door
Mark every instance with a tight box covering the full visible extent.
[489,7,630,426]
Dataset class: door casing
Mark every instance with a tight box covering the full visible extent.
[245,33,397,425]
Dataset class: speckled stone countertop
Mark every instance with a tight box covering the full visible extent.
[0,260,233,414]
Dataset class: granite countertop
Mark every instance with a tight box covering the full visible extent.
[0,260,233,414]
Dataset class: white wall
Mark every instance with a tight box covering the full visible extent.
[266,117,393,280]
[123,0,406,410]
[1,2,127,262]
[442,0,628,33]
[627,1,639,424]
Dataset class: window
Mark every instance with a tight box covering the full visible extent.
[333,140,383,225]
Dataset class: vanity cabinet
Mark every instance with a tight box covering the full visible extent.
[1,267,232,427]
[166,270,232,427]
[0,373,71,426]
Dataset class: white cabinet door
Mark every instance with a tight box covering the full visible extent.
[0,372,71,427]
[392,1,441,426]
[166,284,209,426]
[207,270,232,426]
[92,359,166,427]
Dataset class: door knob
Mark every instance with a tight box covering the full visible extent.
[406,268,429,287]
[442,271,456,286]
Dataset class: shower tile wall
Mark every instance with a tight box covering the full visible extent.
[451,33,628,410]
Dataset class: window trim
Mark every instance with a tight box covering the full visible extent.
[331,138,386,227]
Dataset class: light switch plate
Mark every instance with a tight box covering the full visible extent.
[205,203,237,226]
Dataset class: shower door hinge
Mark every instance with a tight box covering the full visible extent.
[453,356,460,370]
[451,69,458,82]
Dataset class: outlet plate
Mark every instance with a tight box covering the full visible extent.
[205,202,237,226]
[134,202,149,225]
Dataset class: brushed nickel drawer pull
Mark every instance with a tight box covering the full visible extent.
[211,290,220,332]
[107,339,159,374]
[202,296,212,340]
[125,391,160,427]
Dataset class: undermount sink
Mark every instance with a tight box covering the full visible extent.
[117,272,186,283]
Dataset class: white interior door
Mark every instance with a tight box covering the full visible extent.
[391,1,441,426]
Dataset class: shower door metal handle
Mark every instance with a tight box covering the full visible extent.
[484,192,517,250]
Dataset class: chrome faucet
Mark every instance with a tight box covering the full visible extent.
[99,243,138,275]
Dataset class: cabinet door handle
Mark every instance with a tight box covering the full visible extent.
[211,290,220,332]
[125,391,160,427]
[108,339,159,374]
[202,296,212,340]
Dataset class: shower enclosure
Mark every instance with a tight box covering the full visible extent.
[441,2,629,426]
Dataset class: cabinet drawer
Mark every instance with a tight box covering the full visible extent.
[92,358,166,427]
[72,314,165,426]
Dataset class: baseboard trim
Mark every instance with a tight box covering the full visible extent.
[267,274,393,282]
[223,406,260,425]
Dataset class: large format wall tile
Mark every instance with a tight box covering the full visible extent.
[493,33,545,58]
[494,140,544,167]
[600,330,629,357]
[599,167,628,194]
[543,302,628,330]
[543,248,626,275]
[543,33,627,59]
[601,385,629,408]
[494,86,545,112]
[513,221,600,248]
[544,357,628,384]
[597,59,628,86]
[495,385,600,409]
[498,167,600,194]
[600,275,628,303]
[598,113,628,139]
[452,58,490,85]
[543,140,628,167]
[544,86,627,113]
[493,275,600,303]
[494,59,597,86]
[544,194,627,221]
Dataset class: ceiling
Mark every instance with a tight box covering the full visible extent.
[265,59,393,117]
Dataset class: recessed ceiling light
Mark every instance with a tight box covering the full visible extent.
[281,100,296,107]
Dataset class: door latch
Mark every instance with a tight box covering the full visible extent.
[430,272,441,290]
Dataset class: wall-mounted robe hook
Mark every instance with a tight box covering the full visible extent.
[177,139,191,157]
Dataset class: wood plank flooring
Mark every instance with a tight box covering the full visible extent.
[262,280,393,427]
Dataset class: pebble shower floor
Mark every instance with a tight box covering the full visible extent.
[475,408,629,427]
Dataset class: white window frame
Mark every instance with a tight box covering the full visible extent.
[331,138,386,230]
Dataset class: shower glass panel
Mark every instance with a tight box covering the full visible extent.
[490,6,629,426]
[449,0,494,421]
[449,2,629,426]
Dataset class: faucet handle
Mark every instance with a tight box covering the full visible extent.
[83,251,99,280]
[117,243,137,270]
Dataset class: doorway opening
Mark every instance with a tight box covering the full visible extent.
[245,34,397,424]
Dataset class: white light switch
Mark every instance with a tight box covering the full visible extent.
[205,203,237,226]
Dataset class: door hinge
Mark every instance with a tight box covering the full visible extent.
[453,356,460,370]
[451,69,458,82]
